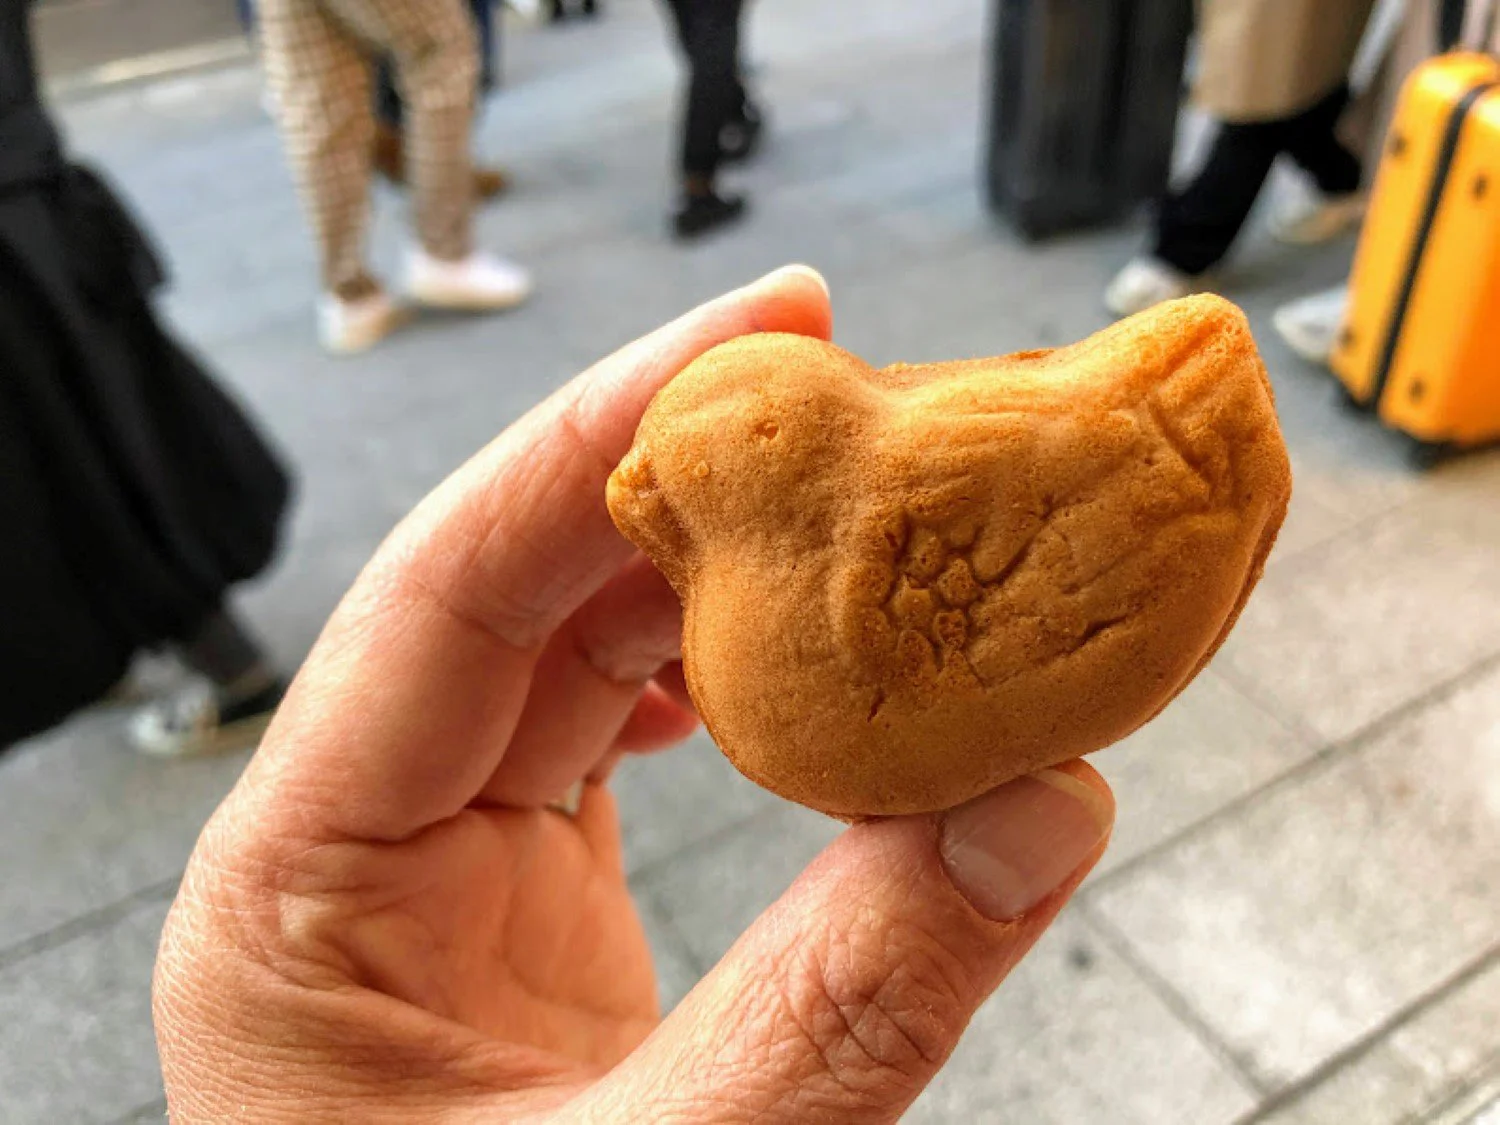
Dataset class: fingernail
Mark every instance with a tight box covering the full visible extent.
[758,263,829,298]
[939,769,1112,922]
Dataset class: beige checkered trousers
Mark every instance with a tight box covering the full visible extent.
[259,0,479,296]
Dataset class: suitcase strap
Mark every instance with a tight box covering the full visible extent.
[1369,80,1498,407]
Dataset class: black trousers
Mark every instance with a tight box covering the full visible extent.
[661,0,746,179]
[1155,85,1362,276]
[177,607,267,686]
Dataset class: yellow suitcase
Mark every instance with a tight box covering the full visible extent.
[1331,53,1500,463]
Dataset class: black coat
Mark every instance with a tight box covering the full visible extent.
[0,3,291,746]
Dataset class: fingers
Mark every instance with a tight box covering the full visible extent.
[481,556,688,806]
[578,762,1114,1124]
[650,661,694,714]
[609,680,700,756]
[409,262,831,656]
[244,266,832,845]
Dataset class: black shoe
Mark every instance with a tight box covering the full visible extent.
[720,103,764,164]
[582,0,599,14]
[673,191,748,240]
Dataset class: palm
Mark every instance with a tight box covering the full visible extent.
[313,794,659,1070]
[155,271,843,1122]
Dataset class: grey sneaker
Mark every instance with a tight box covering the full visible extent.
[129,678,284,758]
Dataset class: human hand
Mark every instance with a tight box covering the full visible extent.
[153,266,1115,1123]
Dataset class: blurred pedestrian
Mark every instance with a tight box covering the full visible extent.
[1106,0,1377,317]
[259,0,532,354]
[1272,0,1475,363]
[370,0,510,200]
[0,0,290,755]
[239,1,510,207]
[659,0,764,239]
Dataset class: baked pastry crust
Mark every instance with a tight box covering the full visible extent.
[608,295,1292,818]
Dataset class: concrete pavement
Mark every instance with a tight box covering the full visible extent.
[2,2,1497,1121]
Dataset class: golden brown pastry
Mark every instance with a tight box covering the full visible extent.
[607,295,1291,818]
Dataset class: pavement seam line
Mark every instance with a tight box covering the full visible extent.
[1401,1049,1500,1125]
[1231,943,1500,1124]
[106,1095,169,1125]
[1073,897,1270,1100]
[0,874,181,974]
[1086,645,1500,895]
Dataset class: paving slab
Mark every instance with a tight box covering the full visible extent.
[636,807,1256,1123]
[0,715,246,953]
[109,1101,168,1125]
[1251,956,1500,1125]
[1088,661,1500,1092]
[232,534,379,679]
[611,731,779,877]
[6,0,1496,1119]
[908,913,1256,1125]
[1216,451,1500,742]
[0,895,170,1125]
[633,802,844,965]
[634,896,704,1015]
[1088,670,1314,876]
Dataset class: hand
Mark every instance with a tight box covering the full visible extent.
[153,266,1115,1123]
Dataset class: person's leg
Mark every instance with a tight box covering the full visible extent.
[326,0,478,264]
[471,0,496,92]
[259,0,380,299]
[131,607,285,756]
[1153,119,1282,275]
[719,67,762,163]
[371,55,406,190]
[670,0,749,237]
[679,0,742,184]
[1440,0,1468,51]
[661,0,693,77]
[374,57,404,129]
[1105,117,1280,316]
[1268,84,1368,244]
[371,0,508,200]
[1281,85,1362,196]
[327,0,530,308]
[176,608,278,694]
[464,0,512,199]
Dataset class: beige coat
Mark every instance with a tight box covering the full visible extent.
[1194,0,1379,122]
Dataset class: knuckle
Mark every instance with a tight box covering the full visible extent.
[767,914,975,1109]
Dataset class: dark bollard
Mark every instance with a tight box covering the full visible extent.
[983,0,1193,240]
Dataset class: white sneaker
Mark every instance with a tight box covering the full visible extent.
[128,677,283,758]
[318,289,410,355]
[1273,285,1350,365]
[1268,182,1367,245]
[1104,257,1197,318]
[406,248,533,311]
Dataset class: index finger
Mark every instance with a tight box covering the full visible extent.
[241,266,832,844]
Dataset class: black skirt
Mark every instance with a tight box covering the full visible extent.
[0,134,292,746]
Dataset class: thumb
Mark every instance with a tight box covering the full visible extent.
[579,761,1114,1124]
